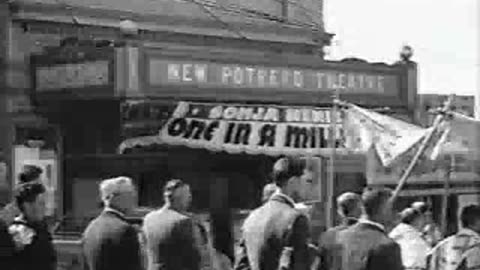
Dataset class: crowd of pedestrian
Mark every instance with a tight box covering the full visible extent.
[2,157,480,270]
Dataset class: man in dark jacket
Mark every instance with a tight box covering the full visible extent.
[82,176,142,270]
[334,187,403,270]
[235,157,312,270]
[317,192,362,270]
[142,179,201,270]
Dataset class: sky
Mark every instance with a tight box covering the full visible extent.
[324,0,478,95]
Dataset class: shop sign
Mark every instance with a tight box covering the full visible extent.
[36,61,110,91]
[149,59,400,95]
[6,95,32,113]
[158,102,344,156]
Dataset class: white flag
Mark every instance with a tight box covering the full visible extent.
[343,104,429,167]
[429,112,480,159]
[343,106,374,152]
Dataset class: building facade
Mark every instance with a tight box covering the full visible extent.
[0,0,430,267]
[1,0,435,234]
[0,0,331,203]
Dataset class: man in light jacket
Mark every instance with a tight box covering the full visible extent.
[390,207,431,270]
[427,205,480,270]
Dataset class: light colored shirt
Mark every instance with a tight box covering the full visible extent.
[390,223,431,270]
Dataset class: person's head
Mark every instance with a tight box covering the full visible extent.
[400,207,428,230]
[99,176,137,214]
[14,182,47,222]
[163,179,192,212]
[337,192,362,220]
[412,201,432,223]
[460,205,480,233]
[262,183,278,203]
[272,157,310,201]
[361,187,394,226]
[18,165,43,184]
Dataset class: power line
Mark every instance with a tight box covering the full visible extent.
[271,0,323,29]
[195,0,322,30]
[186,0,249,40]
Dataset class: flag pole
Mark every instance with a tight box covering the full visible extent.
[441,154,453,236]
[327,89,340,228]
[390,94,455,203]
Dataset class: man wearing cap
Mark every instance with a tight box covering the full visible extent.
[389,206,431,270]
[82,176,142,270]
[317,192,362,270]
[142,179,201,270]
[235,157,312,270]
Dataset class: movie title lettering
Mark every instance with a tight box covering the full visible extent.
[224,123,251,145]
[167,118,219,141]
[284,126,329,148]
[258,124,276,147]
[159,102,348,155]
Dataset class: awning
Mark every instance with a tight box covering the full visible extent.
[118,101,357,156]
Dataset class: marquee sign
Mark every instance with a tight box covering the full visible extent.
[149,101,344,156]
[148,59,401,95]
[36,61,110,91]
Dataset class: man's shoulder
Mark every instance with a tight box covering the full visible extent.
[84,213,131,236]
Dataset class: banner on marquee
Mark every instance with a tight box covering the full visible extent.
[119,101,347,156]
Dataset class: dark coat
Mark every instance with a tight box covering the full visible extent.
[8,216,57,270]
[317,218,358,270]
[82,209,142,270]
[234,193,310,270]
[335,222,404,270]
[0,218,15,270]
[142,206,201,270]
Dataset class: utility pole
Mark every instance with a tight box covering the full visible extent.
[390,94,455,202]
[327,89,340,228]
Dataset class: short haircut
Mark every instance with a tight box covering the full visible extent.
[460,205,480,228]
[14,182,46,210]
[272,157,307,187]
[361,187,392,217]
[400,207,422,224]
[337,192,362,217]
[99,176,133,200]
[411,201,430,214]
[18,165,43,184]
[163,179,187,200]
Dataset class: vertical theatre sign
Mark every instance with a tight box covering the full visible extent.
[159,102,343,156]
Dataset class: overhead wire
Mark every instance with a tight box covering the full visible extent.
[271,0,323,29]
[186,0,249,40]
[46,0,325,42]
[192,0,323,30]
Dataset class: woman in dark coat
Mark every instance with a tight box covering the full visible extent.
[8,181,56,270]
